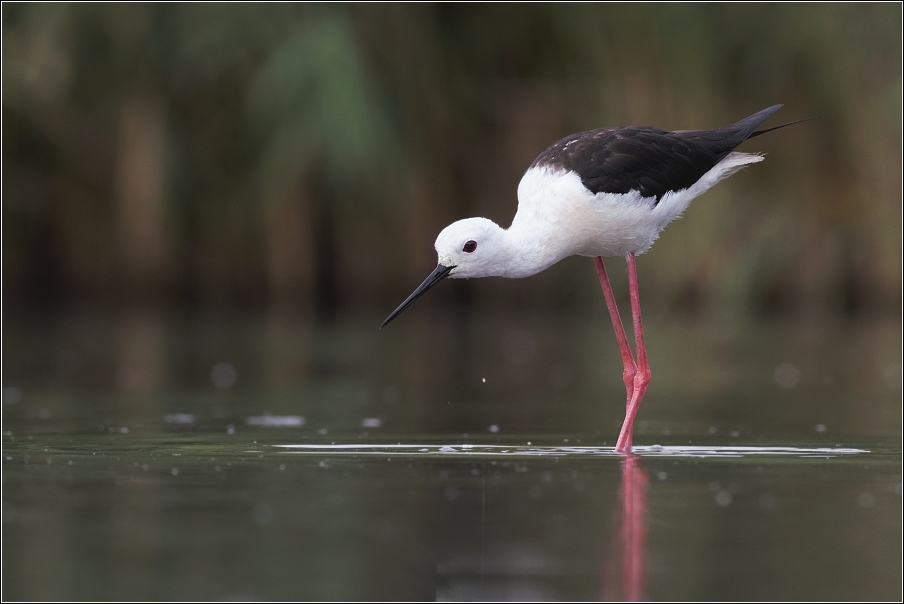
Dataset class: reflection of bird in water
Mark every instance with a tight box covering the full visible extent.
[383,106,803,451]
[600,453,649,602]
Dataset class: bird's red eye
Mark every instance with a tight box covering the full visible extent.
[463,240,477,253]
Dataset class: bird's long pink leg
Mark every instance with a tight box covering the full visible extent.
[615,253,651,453]
[593,257,637,421]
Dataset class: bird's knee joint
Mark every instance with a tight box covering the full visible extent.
[622,367,636,386]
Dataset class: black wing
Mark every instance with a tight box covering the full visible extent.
[531,105,782,201]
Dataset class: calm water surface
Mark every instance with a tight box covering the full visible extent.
[2,313,901,600]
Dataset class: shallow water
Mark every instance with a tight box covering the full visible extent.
[2,313,901,600]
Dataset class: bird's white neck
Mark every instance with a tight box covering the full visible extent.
[490,218,569,279]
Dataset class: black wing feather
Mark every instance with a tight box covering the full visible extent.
[531,105,782,202]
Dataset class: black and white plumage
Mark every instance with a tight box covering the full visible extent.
[531,104,781,201]
[382,104,795,452]
[383,104,785,307]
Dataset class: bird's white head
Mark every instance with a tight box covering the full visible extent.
[435,217,507,279]
[380,216,508,327]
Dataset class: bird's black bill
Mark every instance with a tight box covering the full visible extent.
[380,264,454,328]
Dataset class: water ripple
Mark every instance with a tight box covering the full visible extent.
[272,444,869,459]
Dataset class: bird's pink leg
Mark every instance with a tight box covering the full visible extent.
[615,253,651,453]
[593,257,637,420]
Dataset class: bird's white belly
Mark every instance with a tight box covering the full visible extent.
[514,167,685,258]
[566,190,671,257]
[513,154,761,260]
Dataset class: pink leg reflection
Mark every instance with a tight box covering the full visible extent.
[600,453,649,601]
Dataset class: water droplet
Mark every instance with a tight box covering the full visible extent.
[774,363,800,389]
[164,413,196,425]
[211,362,237,389]
[857,492,876,508]
[4,387,22,404]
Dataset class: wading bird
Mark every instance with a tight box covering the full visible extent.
[382,105,801,453]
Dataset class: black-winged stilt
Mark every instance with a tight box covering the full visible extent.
[382,104,801,453]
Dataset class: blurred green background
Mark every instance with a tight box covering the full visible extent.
[2,7,901,600]
[3,3,900,320]
[1,3,901,441]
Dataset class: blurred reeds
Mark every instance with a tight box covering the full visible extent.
[3,3,901,321]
